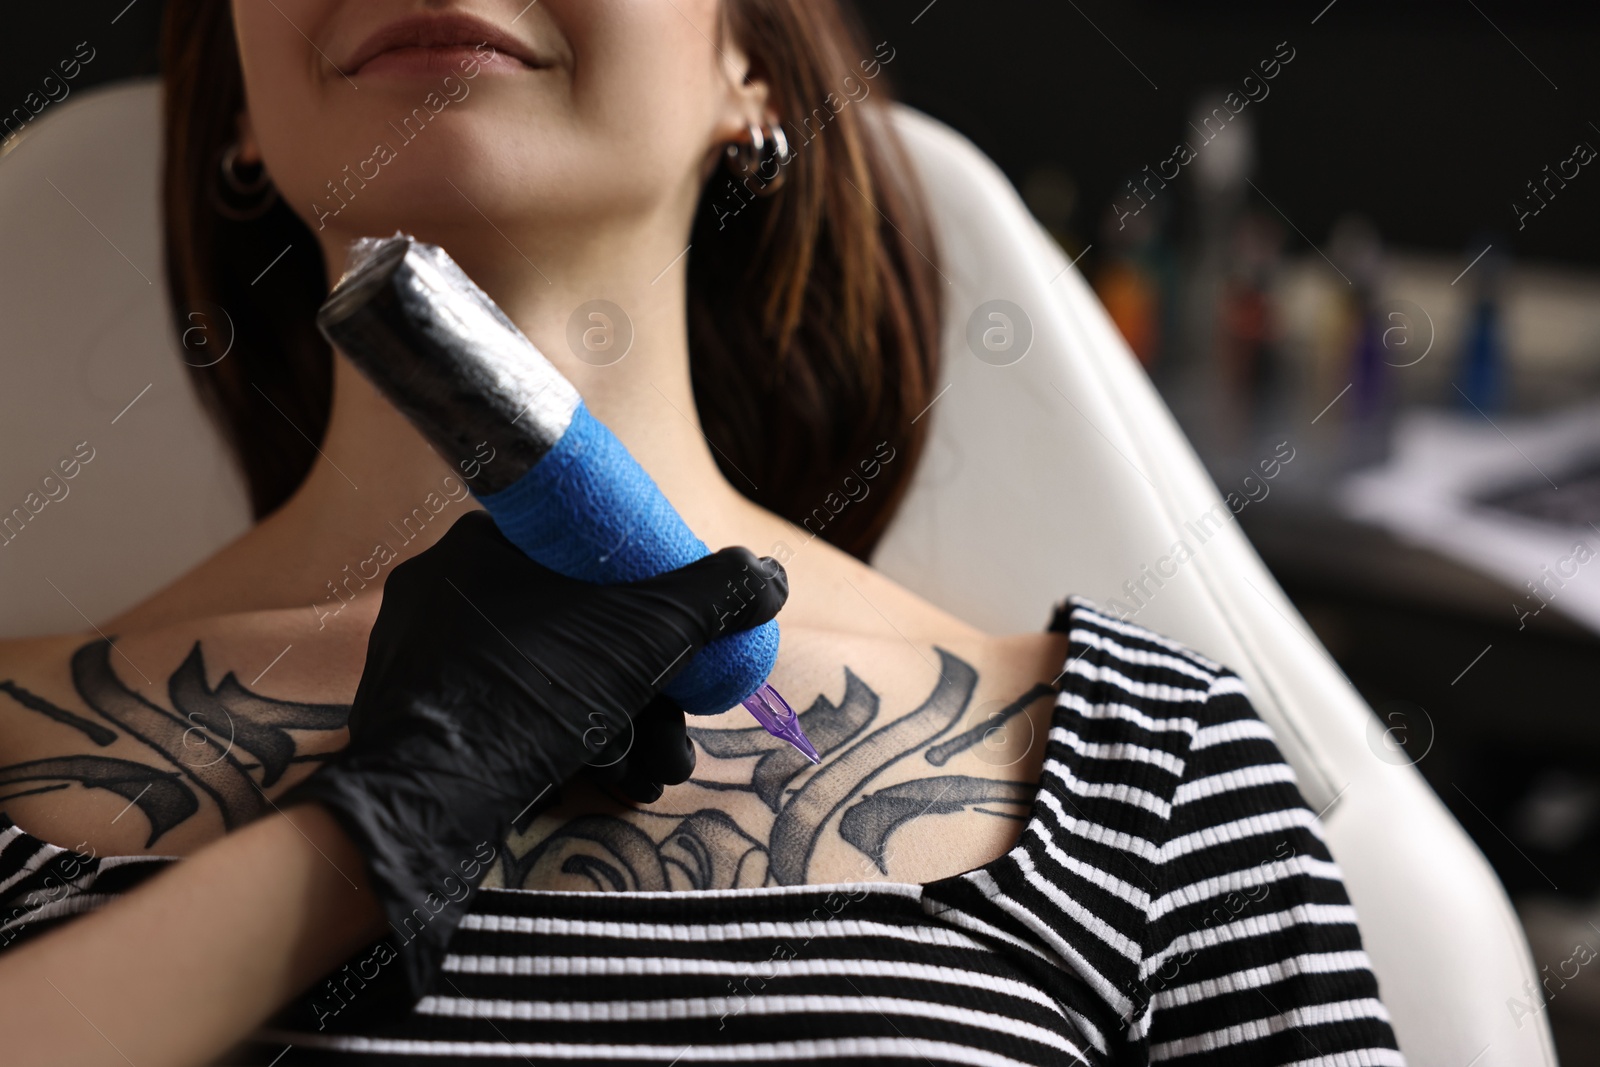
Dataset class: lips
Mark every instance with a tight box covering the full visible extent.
[343,12,543,76]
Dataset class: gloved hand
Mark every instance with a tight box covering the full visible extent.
[281,509,787,1009]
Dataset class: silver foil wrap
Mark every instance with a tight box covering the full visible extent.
[316,233,581,495]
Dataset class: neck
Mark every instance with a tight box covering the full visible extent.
[249,219,797,615]
[111,216,964,647]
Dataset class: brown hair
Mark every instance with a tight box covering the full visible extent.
[160,1,941,560]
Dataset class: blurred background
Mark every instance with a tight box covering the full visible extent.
[5,0,1600,1056]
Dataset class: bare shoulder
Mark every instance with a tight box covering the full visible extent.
[0,601,376,859]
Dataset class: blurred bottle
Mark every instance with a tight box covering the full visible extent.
[1171,93,1256,457]
[1455,238,1508,414]
[1093,193,1171,371]
[1217,209,1288,428]
[1328,213,1391,466]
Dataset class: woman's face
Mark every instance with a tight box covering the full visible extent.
[230,0,763,261]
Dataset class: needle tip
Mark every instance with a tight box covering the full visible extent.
[741,683,820,763]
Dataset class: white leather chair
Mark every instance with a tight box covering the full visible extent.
[0,79,1556,1065]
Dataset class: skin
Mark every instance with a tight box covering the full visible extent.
[0,2,1070,1062]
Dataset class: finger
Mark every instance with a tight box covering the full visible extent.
[581,711,639,784]
[588,697,695,796]
[629,697,696,785]
[618,776,665,805]
[630,547,788,646]
[582,747,630,786]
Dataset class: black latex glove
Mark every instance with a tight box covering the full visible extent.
[281,510,786,1009]
[582,695,699,805]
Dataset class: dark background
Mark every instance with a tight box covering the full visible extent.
[860,0,1600,268]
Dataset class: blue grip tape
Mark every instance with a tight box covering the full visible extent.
[475,401,779,715]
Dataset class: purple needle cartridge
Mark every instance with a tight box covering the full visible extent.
[742,684,819,764]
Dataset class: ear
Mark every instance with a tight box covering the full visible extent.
[703,35,774,182]
[234,108,263,165]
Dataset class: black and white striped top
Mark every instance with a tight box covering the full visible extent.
[0,597,1403,1065]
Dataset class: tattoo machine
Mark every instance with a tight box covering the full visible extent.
[315,233,819,764]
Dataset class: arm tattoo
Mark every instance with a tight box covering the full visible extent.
[0,758,197,847]
[166,643,348,788]
[0,681,117,747]
[0,638,350,846]
[503,648,1057,891]
[71,639,266,830]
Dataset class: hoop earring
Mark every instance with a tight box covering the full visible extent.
[723,121,791,196]
[211,141,278,221]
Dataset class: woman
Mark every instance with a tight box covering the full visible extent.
[0,1,1403,1064]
